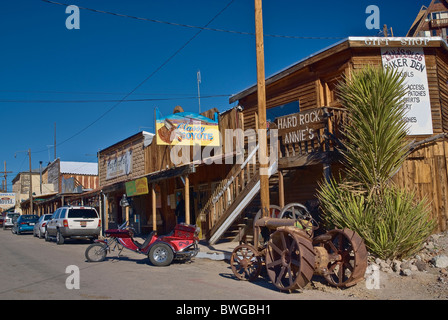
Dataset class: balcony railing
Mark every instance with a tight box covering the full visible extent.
[431,18,448,28]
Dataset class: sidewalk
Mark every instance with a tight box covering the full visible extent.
[196,240,239,261]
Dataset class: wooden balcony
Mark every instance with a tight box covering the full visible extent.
[276,106,347,170]
[431,18,448,28]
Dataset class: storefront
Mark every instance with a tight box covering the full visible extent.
[98,106,243,236]
[229,36,448,233]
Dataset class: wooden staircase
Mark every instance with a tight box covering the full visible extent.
[199,144,278,245]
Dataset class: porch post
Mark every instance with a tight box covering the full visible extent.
[278,170,285,208]
[185,175,190,225]
[152,183,157,232]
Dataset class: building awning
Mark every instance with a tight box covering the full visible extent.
[101,163,195,194]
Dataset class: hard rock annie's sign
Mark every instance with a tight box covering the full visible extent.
[276,108,326,144]
[381,47,433,135]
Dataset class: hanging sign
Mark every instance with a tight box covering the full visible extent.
[125,177,149,197]
[0,193,15,210]
[381,47,433,135]
[276,107,326,144]
[156,110,220,147]
[106,150,132,180]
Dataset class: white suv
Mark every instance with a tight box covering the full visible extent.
[45,206,101,244]
[3,213,20,230]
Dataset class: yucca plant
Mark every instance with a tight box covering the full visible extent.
[318,66,436,260]
[337,65,409,194]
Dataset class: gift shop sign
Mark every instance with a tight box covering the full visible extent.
[381,47,433,135]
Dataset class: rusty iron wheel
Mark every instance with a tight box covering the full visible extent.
[265,228,315,291]
[230,244,262,281]
[279,203,312,220]
[322,228,368,288]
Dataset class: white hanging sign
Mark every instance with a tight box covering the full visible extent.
[381,47,433,135]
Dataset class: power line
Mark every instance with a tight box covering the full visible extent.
[0,89,228,96]
[31,0,236,155]
[41,0,345,40]
[0,95,230,104]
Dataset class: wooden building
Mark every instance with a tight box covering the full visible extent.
[98,106,243,236]
[223,36,448,239]
[408,0,448,41]
[20,160,99,215]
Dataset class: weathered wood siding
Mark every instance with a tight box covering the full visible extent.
[392,140,448,232]
[236,41,448,232]
[98,134,146,187]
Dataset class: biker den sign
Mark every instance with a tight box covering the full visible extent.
[381,47,433,135]
[276,108,326,144]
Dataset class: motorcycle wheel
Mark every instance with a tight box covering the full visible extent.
[148,243,174,267]
[85,243,107,262]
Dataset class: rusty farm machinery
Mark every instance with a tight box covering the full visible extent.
[230,203,368,292]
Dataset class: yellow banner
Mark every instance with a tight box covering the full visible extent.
[156,111,220,147]
[125,177,149,197]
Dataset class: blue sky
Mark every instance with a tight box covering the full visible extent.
[1,0,425,190]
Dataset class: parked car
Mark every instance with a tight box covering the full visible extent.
[45,206,101,244]
[12,215,39,235]
[33,214,53,238]
[0,215,4,228]
[3,212,20,230]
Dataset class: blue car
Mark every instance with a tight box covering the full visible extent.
[12,215,39,235]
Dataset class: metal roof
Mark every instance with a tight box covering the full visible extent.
[60,161,98,176]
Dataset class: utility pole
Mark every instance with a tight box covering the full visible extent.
[1,161,12,192]
[255,0,270,217]
[28,149,33,215]
[54,122,57,160]
[197,70,201,114]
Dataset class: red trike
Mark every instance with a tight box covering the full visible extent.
[85,221,200,266]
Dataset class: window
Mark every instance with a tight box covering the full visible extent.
[432,11,448,20]
[67,209,98,219]
[53,209,60,219]
[267,101,300,122]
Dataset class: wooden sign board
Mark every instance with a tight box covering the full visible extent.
[125,177,149,197]
[276,108,326,144]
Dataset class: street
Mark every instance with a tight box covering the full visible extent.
[0,228,344,301]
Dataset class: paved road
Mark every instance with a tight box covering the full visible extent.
[0,228,345,301]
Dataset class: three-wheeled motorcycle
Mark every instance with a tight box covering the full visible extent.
[85,221,200,266]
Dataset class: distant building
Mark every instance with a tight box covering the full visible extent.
[19,159,99,215]
[43,158,98,194]
[407,0,448,40]
[11,170,51,214]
